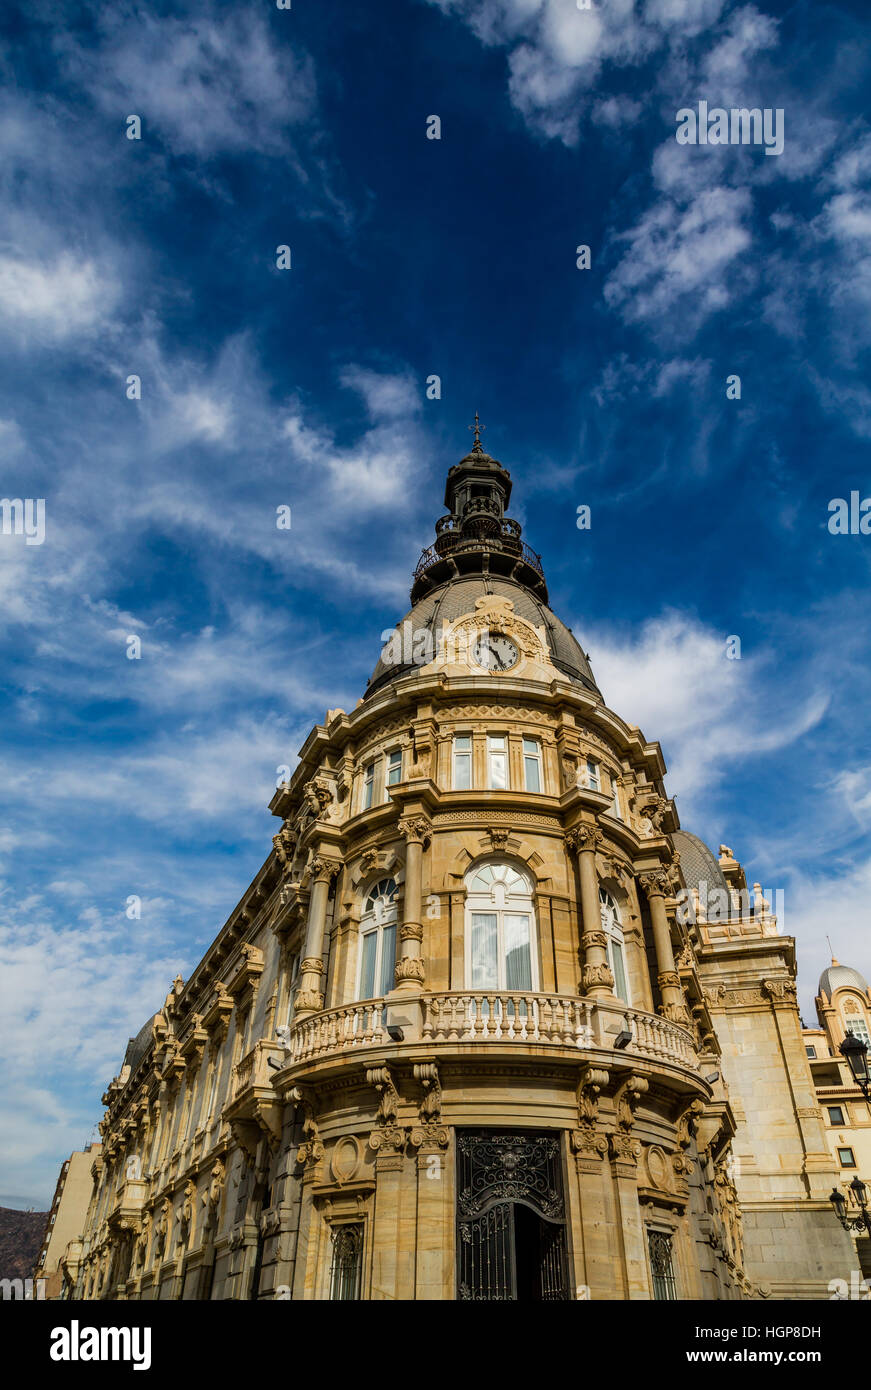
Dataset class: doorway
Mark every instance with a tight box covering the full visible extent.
[456,1131,570,1301]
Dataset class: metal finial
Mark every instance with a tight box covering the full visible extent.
[468,411,486,450]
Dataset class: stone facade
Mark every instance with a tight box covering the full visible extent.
[57,435,853,1301]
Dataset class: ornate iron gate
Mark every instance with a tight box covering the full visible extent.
[456,1131,570,1301]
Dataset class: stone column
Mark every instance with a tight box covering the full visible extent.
[394,816,431,993]
[565,825,613,998]
[294,857,341,1019]
[638,869,687,1024]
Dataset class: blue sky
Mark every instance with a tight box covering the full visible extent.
[1,0,870,1207]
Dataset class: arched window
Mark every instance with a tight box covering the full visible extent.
[357,878,398,1000]
[465,861,537,991]
[599,888,629,1002]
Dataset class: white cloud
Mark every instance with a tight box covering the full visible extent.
[0,253,118,344]
[583,610,828,814]
[58,9,316,159]
[604,185,754,329]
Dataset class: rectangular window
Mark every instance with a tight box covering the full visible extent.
[609,940,629,1003]
[805,1045,817,1059]
[363,762,375,810]
[828,1105,845,1125]
[359,931,378,999]
[522,737,542,793]
[838,1147,857,1167]
[284,953,300,1026]
[453,735,472,790]
[503,913,532,990]
[586,757,600,791]
[329,1224,364,1300]
[386,748,402,788]
[845,1018,871,1046]
[647,1229,677,1300]
[470,912,499,988]
[488,735,508,790]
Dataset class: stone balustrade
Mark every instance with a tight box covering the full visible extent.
[288,992,699,1071]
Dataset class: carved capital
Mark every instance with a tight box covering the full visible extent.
[309,857,342,885]
[299,956,324,976]
[398,816,432,848]
[565,825,603,856]
[398,922,424,943]
[638,870,670,900]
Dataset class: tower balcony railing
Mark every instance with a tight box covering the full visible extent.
[288,992,699,1072]
[413,535,544,583]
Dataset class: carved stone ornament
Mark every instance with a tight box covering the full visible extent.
[564,825,604,855]
[272,821,297,868]
[673,1098,705,1177]
[202,1160,225,1214]
[303,778,334,818]
[366,1065,406,1155]
[309,857,342,885]
[571,1064,609,1159]
[359,848,380,876]
[398,816,432,848]
[487,827,511,852]
[291,1086,324,1171]
[395,956,426,984]
[581,962,614,991]
[615,1072,648,1131]
[409,1062,449,1150]
[761,978,797,1004]
[638,870,671,900]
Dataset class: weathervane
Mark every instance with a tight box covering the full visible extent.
[468,411,486,450]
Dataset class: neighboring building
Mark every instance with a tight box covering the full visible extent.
[802,959,871,1277]
[57,430,853,1300]
[32,1144,101,1298]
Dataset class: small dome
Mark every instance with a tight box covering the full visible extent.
[367,574,600,698]
[672,831,730,897]
[818,962,869,1000]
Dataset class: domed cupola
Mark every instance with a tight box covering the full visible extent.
[410,414,548,605]
[818,957,870,1000]
[366,420,601,699]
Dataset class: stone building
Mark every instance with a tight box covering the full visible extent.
[61,430,853,1300]
[802,959,871,1278]
[33,1143,101,1299]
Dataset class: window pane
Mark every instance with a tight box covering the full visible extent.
[379,925,397,996]
[454,751,471,790]
[586,758,600,789]
[363,765,374,809]
[360,931,377,999]
[524,755,541,793]
[470,913,499,987]
[329,1225,363,1300]
[489,752,507,789]
[489,736,506,750]
[522,737,537,754]
[455,735,471,750]
[504,914,532,990]
[610,940,629,1002]
[386,750,402,785]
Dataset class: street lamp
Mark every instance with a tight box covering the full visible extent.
[839,1031,871,1098]
[829,1178,871,1237]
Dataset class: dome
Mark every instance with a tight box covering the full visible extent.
[818,961,869,1000]
[366,574,601,698]
[672,831,729,897]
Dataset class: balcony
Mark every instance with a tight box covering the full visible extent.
[288,992,699,1075]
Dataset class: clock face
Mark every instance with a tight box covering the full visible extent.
[471,630,520,672]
